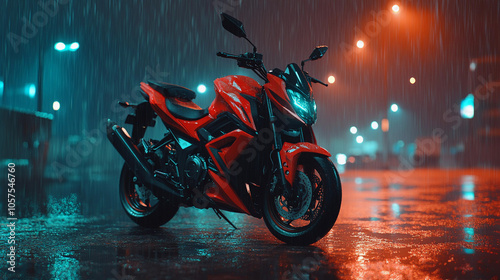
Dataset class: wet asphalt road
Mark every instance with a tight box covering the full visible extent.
[1,168,500,280]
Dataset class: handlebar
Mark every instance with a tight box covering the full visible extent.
[216,52,240,59]
[310,77,328,87]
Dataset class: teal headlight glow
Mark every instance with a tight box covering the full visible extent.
[287,89,317,125]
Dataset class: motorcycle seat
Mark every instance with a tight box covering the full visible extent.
[165,97,209,121]
[148,81,196,101]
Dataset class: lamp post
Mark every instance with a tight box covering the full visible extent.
[36,41,79,112]
[356,4,400,168]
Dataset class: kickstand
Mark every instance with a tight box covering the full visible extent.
[212,208,238,230]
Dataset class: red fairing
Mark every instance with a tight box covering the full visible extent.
[205,129,254,215]
[279,142,331,185]
[140,82,213,140]
[207,171,250,215]
[205,129,254,176]
[210,75,261,131]
[264,73,304,124]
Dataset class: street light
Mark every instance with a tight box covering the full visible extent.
[392,4,400,13]
[469,61,477,71]
[409,77,416,84]
[69,42,80,51]
[460,94,474,119]
[52,101,61,111]
[371,121,379,130]
[54,42,66,51]
[25,84,36,99]
[350,126,358,134]
[197,84,207,94]
[336,154,347,165]
[38,41,80,111]
[391,104,399,112]
[54,42,80,52]
[356,135,364,144]
[328,75,336,84]
[356,40,365,49]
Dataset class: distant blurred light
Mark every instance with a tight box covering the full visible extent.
[0,80,3,97]
[356,135,364,143]
[461,181,475,201]
[26,84,36,98]
[392,4,400,13]
[469,61,477,71]
[336,154,347,165]
[391,103,399,112]
[464,227,474,242]
[392,203,400,217]
[54,42,66,51]
[356,40,364,49]
[52,101,61,111]
[69,42,80,51]
[328,75,336,84]
[460,94,474,119]
[350,126,357,134]
[197,84,207,94]
[371,121,379,130]
[348,156,355,163]
[463,248,475,254]
[461,105,474,119]
[409,77,416,84]
[381,118,389,132]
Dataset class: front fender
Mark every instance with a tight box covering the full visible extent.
[280,142,331,185]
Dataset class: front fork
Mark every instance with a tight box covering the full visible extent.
[264,94,289,195]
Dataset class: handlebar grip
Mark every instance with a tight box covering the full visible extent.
[216,52,227,57]
[311,77,328,87]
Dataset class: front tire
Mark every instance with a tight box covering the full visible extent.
[119,164,179,228]
[263,156,342,245]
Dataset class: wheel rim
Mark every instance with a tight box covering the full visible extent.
[121,167,159,216]
[268,162,326,232]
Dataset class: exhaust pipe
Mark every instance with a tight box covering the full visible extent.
[106,120,182,198]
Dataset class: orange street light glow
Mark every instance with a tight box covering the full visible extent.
[328,76,336,84]
[392,4,400,13]
[410,77,416,84]
[356,40,364,49]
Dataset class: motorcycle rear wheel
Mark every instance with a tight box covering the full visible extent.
[119,164,179,228]
[263,156,342,245]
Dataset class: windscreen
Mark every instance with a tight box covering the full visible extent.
[283,63,313,98]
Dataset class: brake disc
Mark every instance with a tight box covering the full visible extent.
[274,171,313,220]
[302,174,323,221]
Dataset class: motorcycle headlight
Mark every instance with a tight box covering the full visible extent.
[287,89,317,125]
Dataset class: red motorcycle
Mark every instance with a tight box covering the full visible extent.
[107,13,341,245]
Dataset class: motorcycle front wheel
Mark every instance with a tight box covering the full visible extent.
[263,155,342,245]
[119,164,179,228]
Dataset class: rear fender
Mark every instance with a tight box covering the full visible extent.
[279,142,331,185]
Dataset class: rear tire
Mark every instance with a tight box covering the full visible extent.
[119,164,179,228]
[262,156,342,245]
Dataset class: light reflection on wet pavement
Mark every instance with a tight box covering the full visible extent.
[1,168,499,279]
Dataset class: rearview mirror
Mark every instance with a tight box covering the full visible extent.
[221,13,247,38]
[309,45,328,61]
